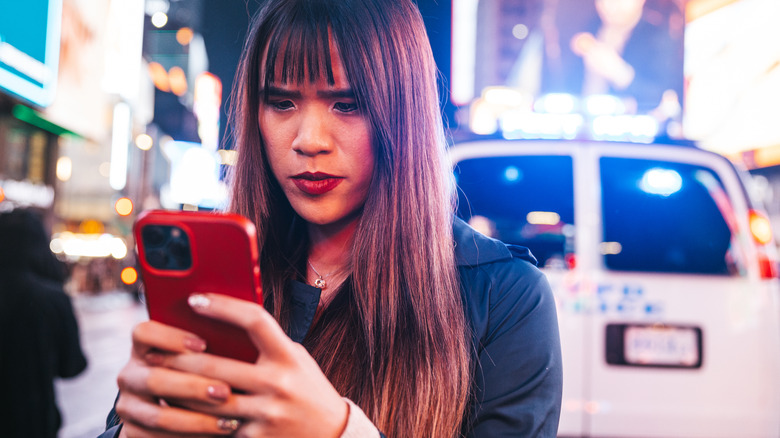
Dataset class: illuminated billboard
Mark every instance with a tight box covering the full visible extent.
[453,0,685,121]
[0,0,63,107]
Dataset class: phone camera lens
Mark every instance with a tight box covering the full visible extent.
[147,249,170,270]
[142,226,167,248]
[141,225,192,270]
[169,238,192,269]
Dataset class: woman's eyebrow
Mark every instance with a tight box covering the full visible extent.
[261,86,302,98]
[260,86,354,99]
[317,89,354,99]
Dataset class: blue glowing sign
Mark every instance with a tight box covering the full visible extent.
[0,0,63,107]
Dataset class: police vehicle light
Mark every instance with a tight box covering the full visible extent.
[504,166,522,182]
[484,87,526,106]
[584,94,625,116]
[533,93,577,114]
[640,168,682,197]
[501,112,583,140]
[591,115,659,143]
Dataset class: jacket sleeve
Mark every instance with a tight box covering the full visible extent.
[98,393,123,437]
[96,425,122,438]
[465,259,563,437]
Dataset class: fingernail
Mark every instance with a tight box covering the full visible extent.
[188,293,211,310]
[207,384,230,401]
[144,352,165,365]
[217,417,241,431]
[184,336,207,352]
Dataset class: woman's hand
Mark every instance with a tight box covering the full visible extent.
[115,320,242,437]
[149,293,350,438]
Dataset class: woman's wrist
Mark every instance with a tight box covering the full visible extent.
[340,398,381,438]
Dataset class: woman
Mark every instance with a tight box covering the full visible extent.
[103,0,561,436]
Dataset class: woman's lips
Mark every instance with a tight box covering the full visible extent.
[291,172,343,195]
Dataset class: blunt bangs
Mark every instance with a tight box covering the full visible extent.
[262,1,335,91]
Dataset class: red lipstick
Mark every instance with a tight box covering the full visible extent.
[291,172,343,195]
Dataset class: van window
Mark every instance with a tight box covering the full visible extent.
[455,155,575,269]
[600,157,742,275]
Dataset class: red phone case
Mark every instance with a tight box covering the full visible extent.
[134,210,262,363]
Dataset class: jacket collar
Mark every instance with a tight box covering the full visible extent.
[453,217,538,267]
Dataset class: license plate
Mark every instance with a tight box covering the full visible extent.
[624,325,700,367]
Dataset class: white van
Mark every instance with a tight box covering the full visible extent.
[450,138,780,438]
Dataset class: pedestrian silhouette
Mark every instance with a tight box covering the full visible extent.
[0,208,88,438]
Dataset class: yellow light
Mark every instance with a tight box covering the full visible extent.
[169,66,188,96]
[527,211,561,226]
[79,219,104,234]
[754,145,780,169]
[121,267,138,285]
[115,197,134,216]
[176,27,194,45]
[0,187,4,203]
[56,156,72,181]
[600,242,623,255]
[148,62,170,92]
[750,211,773,245]
[135,134,153,151]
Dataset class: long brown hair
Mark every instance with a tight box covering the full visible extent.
[226,1,471,436]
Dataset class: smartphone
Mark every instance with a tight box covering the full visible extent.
[134,209,262,363]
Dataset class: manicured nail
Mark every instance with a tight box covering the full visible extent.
[207,384,230,401]
[183,335,207,352]
[188,293,211,310]
[217,417,241,431]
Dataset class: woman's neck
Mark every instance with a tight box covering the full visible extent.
[306,215,359,296]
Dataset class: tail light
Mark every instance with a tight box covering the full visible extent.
[565,252,576,270]
[749,210,778,279]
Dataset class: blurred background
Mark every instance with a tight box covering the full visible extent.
[0,0,779,436]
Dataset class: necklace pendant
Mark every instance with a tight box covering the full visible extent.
[314,278,326,289]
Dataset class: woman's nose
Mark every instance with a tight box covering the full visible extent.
[291,109,332,156]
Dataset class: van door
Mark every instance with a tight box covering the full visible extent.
[585,154,780,437]
[452,147,587,436]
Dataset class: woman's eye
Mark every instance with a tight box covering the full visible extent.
[270,100,294,111]
[334,102,359,113]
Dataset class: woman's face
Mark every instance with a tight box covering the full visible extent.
[258,42,375,228]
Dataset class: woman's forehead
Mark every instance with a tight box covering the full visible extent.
[260,33,346,86]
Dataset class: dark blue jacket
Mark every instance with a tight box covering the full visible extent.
[100,218,562,437]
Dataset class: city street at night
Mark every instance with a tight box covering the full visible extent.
[55,292,147,438]
[3,0,780,437]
